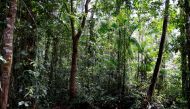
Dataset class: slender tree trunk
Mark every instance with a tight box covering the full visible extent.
[157,59,165,95]
[117,29,122,109]
[48,37,59,100]
[69,0,77,99]
[44,34,51,68]
[114,0,123,97]
[50,37,59,80]
[137,1,141,82]
[122,29,126,96]
[69,38,79,99]
[146,0,169,102]
[137,51,140,80]
[180,27,187,97]
[181,47,187,97]
[184,0,190,108]
[117,28,122,96]
[69,0,90,100]
[0,0,17,108]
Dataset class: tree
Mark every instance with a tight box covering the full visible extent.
[69,0,91,100]
[0,0,187,108]
[184,0,190,108]
[10,0,38,107]
[146,0,170,103]
[0,0,17,108]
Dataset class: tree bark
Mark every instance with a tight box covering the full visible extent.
[69,0,90,100]
[0,0,17,108]
[184,0,190,108]
[180,28,187,97]
[146,0,169,102]
[69,38,79,99]
[117,28,122,97]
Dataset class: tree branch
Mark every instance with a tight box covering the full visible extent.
[75,0,91,40]
[70,0,75,38]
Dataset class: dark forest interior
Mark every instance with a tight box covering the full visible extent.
[0,0,190,109]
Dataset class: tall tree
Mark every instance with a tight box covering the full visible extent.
[10,0,37,107]
[0,0,17,108]
[146,0,170,103]
[69,0,91,100]
[179,22,187,98]
[184,0,190,108]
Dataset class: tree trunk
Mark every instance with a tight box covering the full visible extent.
[0,0,17,108]
[44,34,51,68]
[69,38,79,99]
[117,28,122,97]
[69,0,90,100]
[184,0,190,108]
[122,35,126,96]
[146,0,169,102]
[180,28,187,97]
[50,37,59,80]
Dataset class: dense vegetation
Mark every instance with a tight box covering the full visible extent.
[0,0,190,109]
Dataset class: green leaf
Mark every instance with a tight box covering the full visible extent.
[129,37,143,53]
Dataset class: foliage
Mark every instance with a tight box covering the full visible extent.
[0,0,188,108]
